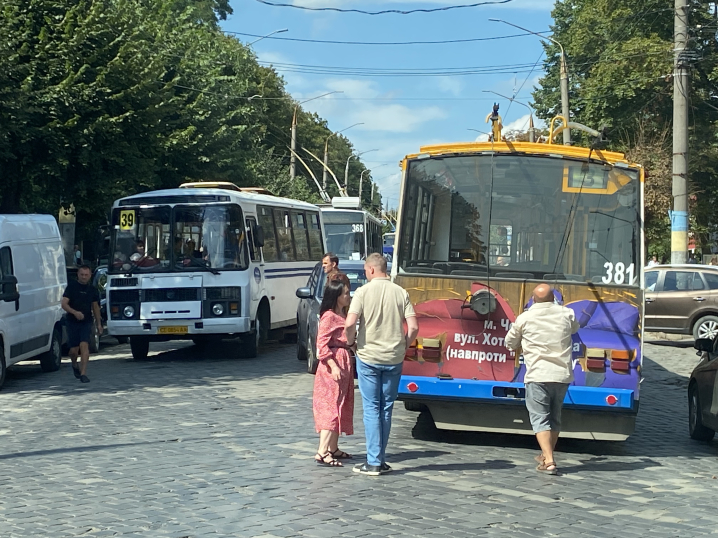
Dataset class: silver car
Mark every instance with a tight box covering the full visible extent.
[295,261,368,373]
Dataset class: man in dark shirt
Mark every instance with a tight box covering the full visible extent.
[61,265,101,383]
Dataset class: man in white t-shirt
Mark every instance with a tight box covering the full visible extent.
[505,283,579,475]
[345,253,418,476]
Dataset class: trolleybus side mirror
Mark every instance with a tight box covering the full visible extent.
[254,225,265,248]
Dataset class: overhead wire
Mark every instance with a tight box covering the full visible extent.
[253,0,515,15]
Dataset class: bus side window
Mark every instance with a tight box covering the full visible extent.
[246,217,258,262]
[273,209,296,262]
[257,206,278,262]
[307,212,323,260]
[291,211,311,261]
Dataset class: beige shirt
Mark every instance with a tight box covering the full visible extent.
[505,302,580,384]
[348,277,416,365]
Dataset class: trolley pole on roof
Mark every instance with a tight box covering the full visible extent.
[671,0,690,264]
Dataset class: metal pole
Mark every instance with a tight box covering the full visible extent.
[322,139,329,191]
[559,53,571,145]
[290,107,297,180]
[671,0,689,264]
[371,183,375,202]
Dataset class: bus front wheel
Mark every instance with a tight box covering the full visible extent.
[130,337,150,361]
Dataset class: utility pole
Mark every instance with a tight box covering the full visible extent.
[671,0,689,264]
[290,107,298,180]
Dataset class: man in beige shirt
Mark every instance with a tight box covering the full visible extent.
[505,283,580,475]
[345,253,418,476]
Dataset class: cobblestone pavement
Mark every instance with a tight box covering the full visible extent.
[1,336,718,538]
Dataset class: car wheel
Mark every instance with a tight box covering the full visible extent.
[40,328,62,373]
[307,335,319,374]
[693,315,718,340]
[130,336,150,361]
[404,401,428,412]
[689,383,715,441]
[89,323,101,354]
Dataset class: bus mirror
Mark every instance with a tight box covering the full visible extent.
[254,225,265,248]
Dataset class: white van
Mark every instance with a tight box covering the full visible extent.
[0,215,67,388]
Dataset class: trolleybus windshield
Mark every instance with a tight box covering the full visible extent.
[324,210,366,260]
[399,155,640,285]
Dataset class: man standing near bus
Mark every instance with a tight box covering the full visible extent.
[505,283,579,475]
[345,253,418,476]
[61,265,102,383]
[322,253,340,278]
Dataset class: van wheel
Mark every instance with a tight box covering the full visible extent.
[257,302,270,344]
[130,337,150,361]
[89,323,101,354]
[0,344,6,389]
[693,315,718,340]
[116,336,129,345]
[40,328,62,373]
[242,330,258,359]
[689,383,715,441]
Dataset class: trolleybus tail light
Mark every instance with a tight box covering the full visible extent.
[407,382,419,393]
[609,349,633,373]
[606,395,618,406]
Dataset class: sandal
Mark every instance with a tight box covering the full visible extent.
[534,454,545,465]
[315,453,343,467]
[537,461,558,475]
[331,449,352,460]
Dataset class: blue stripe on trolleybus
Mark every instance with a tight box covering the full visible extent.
[398,376,636,411]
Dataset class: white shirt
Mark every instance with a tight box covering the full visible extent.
[505,302,580,384]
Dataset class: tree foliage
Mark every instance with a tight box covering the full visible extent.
[0,0,380,248]
[533,0,718,254]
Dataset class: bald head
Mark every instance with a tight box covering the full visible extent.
[532,283,554,304]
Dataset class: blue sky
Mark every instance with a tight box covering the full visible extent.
[221,0,555,209]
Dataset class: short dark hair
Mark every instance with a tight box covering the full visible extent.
[322,252,339,266]
[78,264,92,273]
[320,279,347,316]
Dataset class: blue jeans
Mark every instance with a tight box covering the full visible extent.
[356,356,403,466]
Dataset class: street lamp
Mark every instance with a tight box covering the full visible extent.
[489,18,571,145]
[248,28,288,46]
[359,164,387,200]
[482,90,536,142]
[345,150,378,194]
[323,123,364,191]
[290,91,343,180]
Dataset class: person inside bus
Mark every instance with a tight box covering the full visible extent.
[130,239,157,267]
[322,253,340,278]
[313,278,355,468]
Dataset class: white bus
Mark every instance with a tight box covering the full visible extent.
[106,183,324,359]
[321,197,382,260]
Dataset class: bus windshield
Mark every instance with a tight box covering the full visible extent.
[399,154,640,285]
[324,210,366,260]
[109,204,248,273]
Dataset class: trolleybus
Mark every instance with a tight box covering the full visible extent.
[321,197,382,260]
[393,117,644,440]
[106,183,324,359]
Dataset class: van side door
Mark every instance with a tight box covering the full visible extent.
[0,246,25,365]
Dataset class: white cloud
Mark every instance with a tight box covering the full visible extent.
[436,76,464,96]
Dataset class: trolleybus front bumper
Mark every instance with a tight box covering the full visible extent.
[399,375,638,441]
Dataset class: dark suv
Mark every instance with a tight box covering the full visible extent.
[644,264,718,340]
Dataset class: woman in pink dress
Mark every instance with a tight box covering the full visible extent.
[313,278,355,467]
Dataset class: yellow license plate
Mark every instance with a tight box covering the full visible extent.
[158,326,188,335]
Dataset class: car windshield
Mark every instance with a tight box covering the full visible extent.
[317,268,368,298]
[109,203,248,273]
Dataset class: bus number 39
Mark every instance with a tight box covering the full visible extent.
[602,262,635,285]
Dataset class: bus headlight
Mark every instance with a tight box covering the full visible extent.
[123,305,135,319]
[212,303,224,316]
